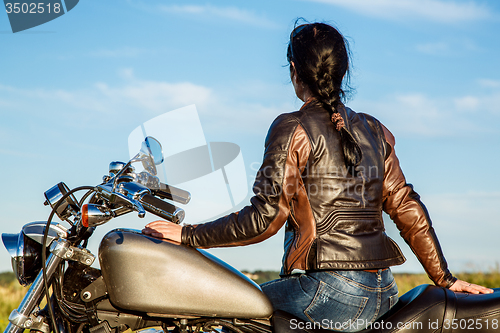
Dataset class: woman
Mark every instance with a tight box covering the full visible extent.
[143,22,492,331]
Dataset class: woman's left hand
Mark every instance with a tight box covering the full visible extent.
[142,220,182,243]
[449,279,494,294]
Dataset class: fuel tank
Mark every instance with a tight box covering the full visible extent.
[99,229,273,318]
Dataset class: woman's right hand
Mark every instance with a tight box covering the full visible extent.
[142,220,182,243]
[449,279,494,294]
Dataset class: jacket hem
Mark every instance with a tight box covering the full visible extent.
[315,257,406,271]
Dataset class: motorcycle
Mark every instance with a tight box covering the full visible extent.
[2,136,500,333]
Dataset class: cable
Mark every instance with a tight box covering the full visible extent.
[203,320,244,333]
[53,263,87,322]
[41,186,95,333]
[78,188,96,207]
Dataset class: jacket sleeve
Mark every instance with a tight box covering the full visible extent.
[381,124,456,288]
[181,115,312,248]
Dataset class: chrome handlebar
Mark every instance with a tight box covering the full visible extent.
[43,165,188,229]
[95,179,185,224]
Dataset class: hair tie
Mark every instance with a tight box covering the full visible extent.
[331,112,345,131]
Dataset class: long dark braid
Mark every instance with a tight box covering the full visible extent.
[288,23,362,174]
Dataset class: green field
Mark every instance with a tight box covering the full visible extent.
[2,270,500,331]
[0,272,26,332]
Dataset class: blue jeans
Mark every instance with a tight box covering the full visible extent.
[261,269,398,332]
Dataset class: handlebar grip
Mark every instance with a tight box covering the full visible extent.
[153,183,191,205]
[140,194,185,224]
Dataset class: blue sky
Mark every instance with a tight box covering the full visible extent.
[1,0,500,275]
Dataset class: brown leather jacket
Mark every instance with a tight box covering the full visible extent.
[181,101,457,288]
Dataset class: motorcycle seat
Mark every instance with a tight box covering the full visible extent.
[272,284,500,333]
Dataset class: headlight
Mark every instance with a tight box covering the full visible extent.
[1,231,42,286]
[2,222,67,286]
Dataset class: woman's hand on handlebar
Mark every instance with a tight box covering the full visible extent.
[142,220,182,243]
[449,279,494,294]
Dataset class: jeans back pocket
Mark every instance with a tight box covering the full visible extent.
[304,281,368,331]
[389,293,399,308]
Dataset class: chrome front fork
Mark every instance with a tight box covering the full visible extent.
[4,240,69,333]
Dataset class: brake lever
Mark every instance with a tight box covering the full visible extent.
[130,198,146,218]
[112,192,146,218]
[96,183,148,218]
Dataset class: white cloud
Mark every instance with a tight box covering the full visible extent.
[415,38,481,56]
[478,78,500,88]
[352,85,500,137]
[305,0,492,23]
[0,74,292,136]
[454,96,480,110]
[353,93,464,136]
[2,73,500,140]
[0,77,212,116]
[424,191,500,270]
[385,191,500,273]
[94,80,213,113]
[3,72,500,140]
[118,68,135,80]
[157,4,278,29]
[415,42,451,55]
